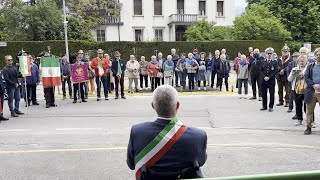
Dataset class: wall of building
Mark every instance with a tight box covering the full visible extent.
[96,0,235,42]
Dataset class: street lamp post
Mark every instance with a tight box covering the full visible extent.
[62,0,69,62]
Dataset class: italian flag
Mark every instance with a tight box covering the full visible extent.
[98,58,104,76]
[19,56,31,77]
[134,117,187,179]
[40,57,61,87]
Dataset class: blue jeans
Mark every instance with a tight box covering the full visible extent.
[179,72,187,90]
[95,76,109,98]
[7,86,21,113]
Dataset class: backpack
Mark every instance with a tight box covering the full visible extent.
[295,78,307,94]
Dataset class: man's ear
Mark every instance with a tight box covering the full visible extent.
[176,101,180,110]
[151,102,155,110]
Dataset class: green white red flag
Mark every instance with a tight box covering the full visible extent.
[98,58,104,76]
[40,57,61,87]
[19,56,31,77]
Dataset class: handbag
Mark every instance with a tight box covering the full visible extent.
[295,78,307,94]
[164,71,173,78]
[157,72,163,78]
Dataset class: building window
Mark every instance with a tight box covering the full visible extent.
[155,29,163,41]
[134,0,142,15]
[199,1,206,16]
[135,29,143,41]
[154,0,162,15]
[217,1,224,17]
[96,30,105,41]
[177,0,184,14]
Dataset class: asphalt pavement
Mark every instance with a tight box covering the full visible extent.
[0,93,320,180]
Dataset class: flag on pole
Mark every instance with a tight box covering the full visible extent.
[40,57,61,87]
[98,58,104,76]
[19,56,31,77]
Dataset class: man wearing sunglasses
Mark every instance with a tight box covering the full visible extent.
[3,55,24,117]
[260,48,278,112]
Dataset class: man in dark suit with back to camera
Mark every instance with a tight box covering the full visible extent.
[127,85,207,180]
[111,51,126,99]
[260,47,278,112]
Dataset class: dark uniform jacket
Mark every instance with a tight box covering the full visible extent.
[304,62,316,104]
[260,59,278,83]
[276,56,292,81]
[111,59,126,77]
[127,118,207,177]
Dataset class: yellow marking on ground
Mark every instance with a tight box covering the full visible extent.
[0,143,319,155]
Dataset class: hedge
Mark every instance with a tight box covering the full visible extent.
[0,40,285,67]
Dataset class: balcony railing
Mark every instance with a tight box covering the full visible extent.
[168,14,199,25]
[101,16,123,25]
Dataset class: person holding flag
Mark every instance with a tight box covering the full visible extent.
[0,70,9,121]
[91,49,109,101]
[126,85,207,179]
[25,56,40,106]
[3,55,24,117]
[112,51,126,99]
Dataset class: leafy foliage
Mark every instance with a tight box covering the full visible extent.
[233,5,291,41]
[185,19,234,41]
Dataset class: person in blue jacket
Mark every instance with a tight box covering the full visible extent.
[25,56,40,106]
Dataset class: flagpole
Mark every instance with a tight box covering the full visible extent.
[78,83,81,103]
[24,77,29,115]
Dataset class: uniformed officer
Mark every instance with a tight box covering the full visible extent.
[260,47,278,112]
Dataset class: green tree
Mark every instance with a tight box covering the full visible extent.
[233,5,291,41]
[0,15,8,41]
[185,19,234,41]
[67,16,94,40]
[247,0,320,43]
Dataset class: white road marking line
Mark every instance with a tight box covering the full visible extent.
[56,128,103,131]
[0,129,32,132]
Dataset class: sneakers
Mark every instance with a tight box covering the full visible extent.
[312,122,316,128]
[204,87,207,91]
[198,87,201,91]
[304,127,312,135]
[244,95,248,99]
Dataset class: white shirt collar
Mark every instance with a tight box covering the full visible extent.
[157,117,173,121]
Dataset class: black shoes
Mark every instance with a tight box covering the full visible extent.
[115,96,119,99]
[105,96,109,101]
[269,108,273,112]
[260,108,267,111]
[82,100,87,103]
[121,96,126,99]
[304,127,312,135]
[0,115,9,121]
[276,103,283,106]
[292,115,298,120]
[287,109,292,113]
[51,104,57,107]
[97,97,101,101]
[250,97,257,100]
[284,103,289,107]
[73,100,77,104]
[15,111,24,115]
[11,113,18,117]
[33,102,40,105]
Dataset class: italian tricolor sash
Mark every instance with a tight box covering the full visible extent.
[19,56,31,77]
[134,117,188,180]
[98,58,104,76]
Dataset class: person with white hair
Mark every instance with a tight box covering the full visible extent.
[171,48,180,87]
[236,54,249,99]
[126,55,140,93]
[127,85,207,179]
[186,53,199,91]
[299,47,315,63]
[157,52,165,85]
[221,48,229,60]
[217,54,231,91]
[148,55,161,91]
[211,50,221,89]
[163,55,174,85]
[303,48,320,135]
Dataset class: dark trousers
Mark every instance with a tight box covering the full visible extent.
[197,80,206,87]
[106,73,114,92]
[62,76,72,97]
[295,93,306,120]
[7,86,20,112]
[277,79,289,104]
[115,75,124,97]
[174,70,179,86]
[261,80,275,109]
[151,77,160,90]
[211,71,218,88]
[289,89,295,110]
[179,72,187,90]
[218,77,229,91]
[0,93,3,114]
[73,82,85,101]
[188,73,196,90]
[140,75,148,88]
[95,76,109,98]
[251,74,261,98]
[238,79,248,95]
[44,87,55,106]
[26,84,37,103]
